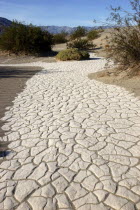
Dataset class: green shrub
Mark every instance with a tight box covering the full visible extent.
[53,32,67,44]
[56,48,89,61]
[87,30,99,40]
[67,38,95,50]
[108,0,140,64]
[70,26,87,40]
[0,21,53,54]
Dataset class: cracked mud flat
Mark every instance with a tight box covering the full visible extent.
[0,54,140,210]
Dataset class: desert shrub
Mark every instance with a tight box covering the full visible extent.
[56,48,89,61]
[67,38,95,50]
[108,0,140,64]
[87,30,99,40]
[53,32,67,44]
[0,21,53,54]
[70,26,87,40]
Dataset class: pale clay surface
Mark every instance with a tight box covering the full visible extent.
[0,54,140,210]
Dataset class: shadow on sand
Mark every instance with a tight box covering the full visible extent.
[89,57,101,61]
[0,67,42,79]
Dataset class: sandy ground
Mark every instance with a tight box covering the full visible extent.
[90,28,112,58]
[93,29,112,47]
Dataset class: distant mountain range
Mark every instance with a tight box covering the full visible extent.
[40,26,99,34]
[0,17,111,34]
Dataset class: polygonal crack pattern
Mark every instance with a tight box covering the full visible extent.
[0,56,140,210]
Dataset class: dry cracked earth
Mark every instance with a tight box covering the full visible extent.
[0,54,140,210]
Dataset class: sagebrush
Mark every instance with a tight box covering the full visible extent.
[56,48,89,61]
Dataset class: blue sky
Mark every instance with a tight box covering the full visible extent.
[0,0,131,26]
